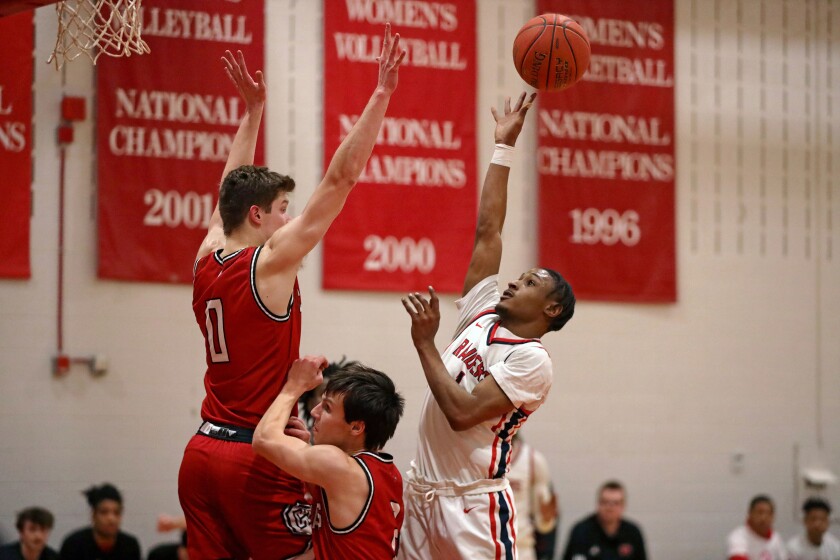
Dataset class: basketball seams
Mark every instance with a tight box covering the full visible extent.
[513,12,590,91]
[516,17,548,76]
[561,23,580,81]
[563,26,590,49]
[545,14,558,90]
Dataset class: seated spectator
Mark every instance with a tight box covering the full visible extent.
[727,494,787,560]
[562,480,647,560]
[0,507,58,560]
[787,497,840,560]
[147,514,188,560]
[60,483,140,560]
[147,532,187,560]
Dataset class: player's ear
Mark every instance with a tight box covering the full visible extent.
[544,301,562,320]
[248,204,262,226]
[350,420,365,437]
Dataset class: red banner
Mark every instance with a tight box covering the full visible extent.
[97,0,264,283]
[0,11,33,279]
[322,0,477,293]
[537,0,676,302]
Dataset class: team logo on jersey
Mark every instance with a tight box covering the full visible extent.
[619,543,634,557]
[451,339,488,381]
[283,501,312,536]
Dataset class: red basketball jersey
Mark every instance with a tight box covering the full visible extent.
[193,246,302,429]
[310,452,405,560]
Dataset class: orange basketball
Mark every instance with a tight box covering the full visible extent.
[512,13,591,92]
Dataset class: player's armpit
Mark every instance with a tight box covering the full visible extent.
[195,224,225,262]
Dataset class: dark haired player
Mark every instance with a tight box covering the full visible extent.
[254,357,406,559]
[179,25,405,560]
[400,92,575,559]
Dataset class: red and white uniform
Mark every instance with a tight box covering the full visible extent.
[192,246,302,428]
[310,451,404,560]
[507,440,556,560]
[788,532,840,560]
[400,275,553,560]
[727,525,789,560]
[179,246,309,560]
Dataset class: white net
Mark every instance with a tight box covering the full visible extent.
[47,0,150,69]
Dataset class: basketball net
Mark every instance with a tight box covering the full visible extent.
[47,0,150,69]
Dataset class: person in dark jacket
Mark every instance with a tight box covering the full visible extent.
[60,483,140,560]
[563,480,647,560]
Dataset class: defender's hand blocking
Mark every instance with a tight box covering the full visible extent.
[377,23,407,94]
[283,416,311,444]
[285,355,328,396]
[492,92,536,147]
[222,49,266,110]
[402,287,441,347]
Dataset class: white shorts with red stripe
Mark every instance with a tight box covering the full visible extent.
[398,468,517,560]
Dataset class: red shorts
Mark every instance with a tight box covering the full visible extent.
[178,433,310,560]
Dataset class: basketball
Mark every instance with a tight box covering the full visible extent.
[512,13,591,92]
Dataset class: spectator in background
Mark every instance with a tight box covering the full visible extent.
[726,494,787,560]
[0,507,58,560]
[300,357,361,430]
[787,497,840,560]
[60,483,140,560]
[562,480,647,560]
[147,515,188,560]
[508,434,559,560]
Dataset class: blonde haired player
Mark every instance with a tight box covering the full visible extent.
[400,92,575,559]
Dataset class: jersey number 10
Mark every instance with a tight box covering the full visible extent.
[204,299,230,363]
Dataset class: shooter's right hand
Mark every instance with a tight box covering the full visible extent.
[492,92,536,147]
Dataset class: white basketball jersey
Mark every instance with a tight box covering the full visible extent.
[414,275,553,485]
[787,533,840,560]
[508,440,556,553]
[727,526,789,560]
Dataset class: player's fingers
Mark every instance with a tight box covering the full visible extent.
[380,23,391,58]
[393,47,406,68]
[237,50,250,77]
[410,292,429,313]
[513,91,527,111]
[255,70,266,90]
[521,92,537,114]
[223,68,237,88]
[504,96,512,115]
[406,293,422,313]
[222,54,235,73]
[388,34,401,65]
[490,106,500,122]
[401,297,418,316]
[428,286,440,313]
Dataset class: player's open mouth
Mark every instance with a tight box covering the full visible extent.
[502,290,513,299]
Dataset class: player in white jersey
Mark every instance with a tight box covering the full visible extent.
[727,495,788,560]
[787,498,840,560]
[507,435,558,560]
[399,92,575,560]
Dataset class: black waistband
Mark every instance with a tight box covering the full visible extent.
[196,421,255,444]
